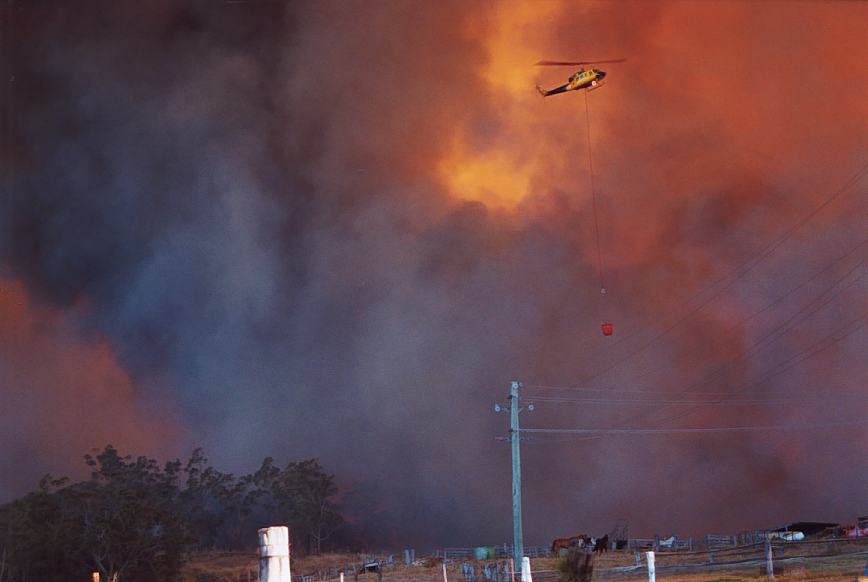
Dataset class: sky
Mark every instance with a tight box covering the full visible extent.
[1,0,866,548]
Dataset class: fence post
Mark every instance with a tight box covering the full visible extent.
[646,551,655,582]
[92,573,100,582]
[520,557,533,582]
[258,526,291,582]
[765,538,774,580]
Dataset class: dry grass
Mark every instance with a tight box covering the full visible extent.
[181,542,868,582]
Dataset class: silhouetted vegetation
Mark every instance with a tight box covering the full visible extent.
[557,547,594,582]
[0,445,342,581]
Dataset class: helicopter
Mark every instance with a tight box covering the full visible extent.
[534,59,625,97]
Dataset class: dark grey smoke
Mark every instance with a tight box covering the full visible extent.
[1,1,866,548]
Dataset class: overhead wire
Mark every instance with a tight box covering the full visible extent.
[612,253,865,425]
[524,312,867,428]
[527,394,865,406]
[519,418,868,437]
[517,247,865,445]
[531,160,868,390]
[647,311,868,429]
[622,263,865,428]
[524,237,866,396]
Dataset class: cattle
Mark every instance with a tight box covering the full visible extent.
[593,534,609,554]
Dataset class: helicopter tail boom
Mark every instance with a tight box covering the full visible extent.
[537,83,569,97]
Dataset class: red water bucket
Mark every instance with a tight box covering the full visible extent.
[601,322,613,336]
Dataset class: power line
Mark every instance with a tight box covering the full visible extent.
[520,418,868,436]
[527,394,864,406]
[526,233,866,394]
[647,312,868,429]
[613,255,865,426]
[536,160,868,389]
[516,315,867,444]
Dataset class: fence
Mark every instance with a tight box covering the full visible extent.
[627,537,693,551]
[438,544,551,560]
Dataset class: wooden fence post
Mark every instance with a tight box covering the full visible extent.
[92,573,100,582]
[646,551,655,582]
[765,538,774,580]
[258,526,291,582]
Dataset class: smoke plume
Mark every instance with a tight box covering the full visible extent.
[1,0,866,546]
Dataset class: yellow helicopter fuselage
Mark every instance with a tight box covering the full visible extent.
[566,68,605,91]
[537,68,608,97]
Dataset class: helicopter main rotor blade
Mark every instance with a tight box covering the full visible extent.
[534,58,626,66]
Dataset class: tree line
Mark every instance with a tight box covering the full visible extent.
[0,445,343,582]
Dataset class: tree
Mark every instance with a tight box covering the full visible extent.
[0,446,192,581]
[179,448,256,550]
[72,446,191,580]
[251,458,343,554]
[0,445,346,580]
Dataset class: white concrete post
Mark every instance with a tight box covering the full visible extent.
[646,551,656,582]
[520,557,533,582]
[442,562,448,582]
[765,539,774,580]
[258,526,291,582]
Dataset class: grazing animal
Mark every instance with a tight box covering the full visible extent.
[593,534,609,554]
[552,538,573,553]
[552,534,591,554]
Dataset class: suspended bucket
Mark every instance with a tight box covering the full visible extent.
[601,322,613,336]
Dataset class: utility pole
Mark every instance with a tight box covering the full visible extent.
[510,380,524,564]
[495,381,533,566]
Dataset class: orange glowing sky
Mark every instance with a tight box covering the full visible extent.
[3,0,866,543]
[0,279,182,493]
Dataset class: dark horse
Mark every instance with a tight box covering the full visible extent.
[593,534,609,554]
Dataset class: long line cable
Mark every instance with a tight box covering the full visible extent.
[536,160,868,389]
[584,90,605,293]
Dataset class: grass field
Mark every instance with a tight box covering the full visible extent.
[181,539,868,582]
